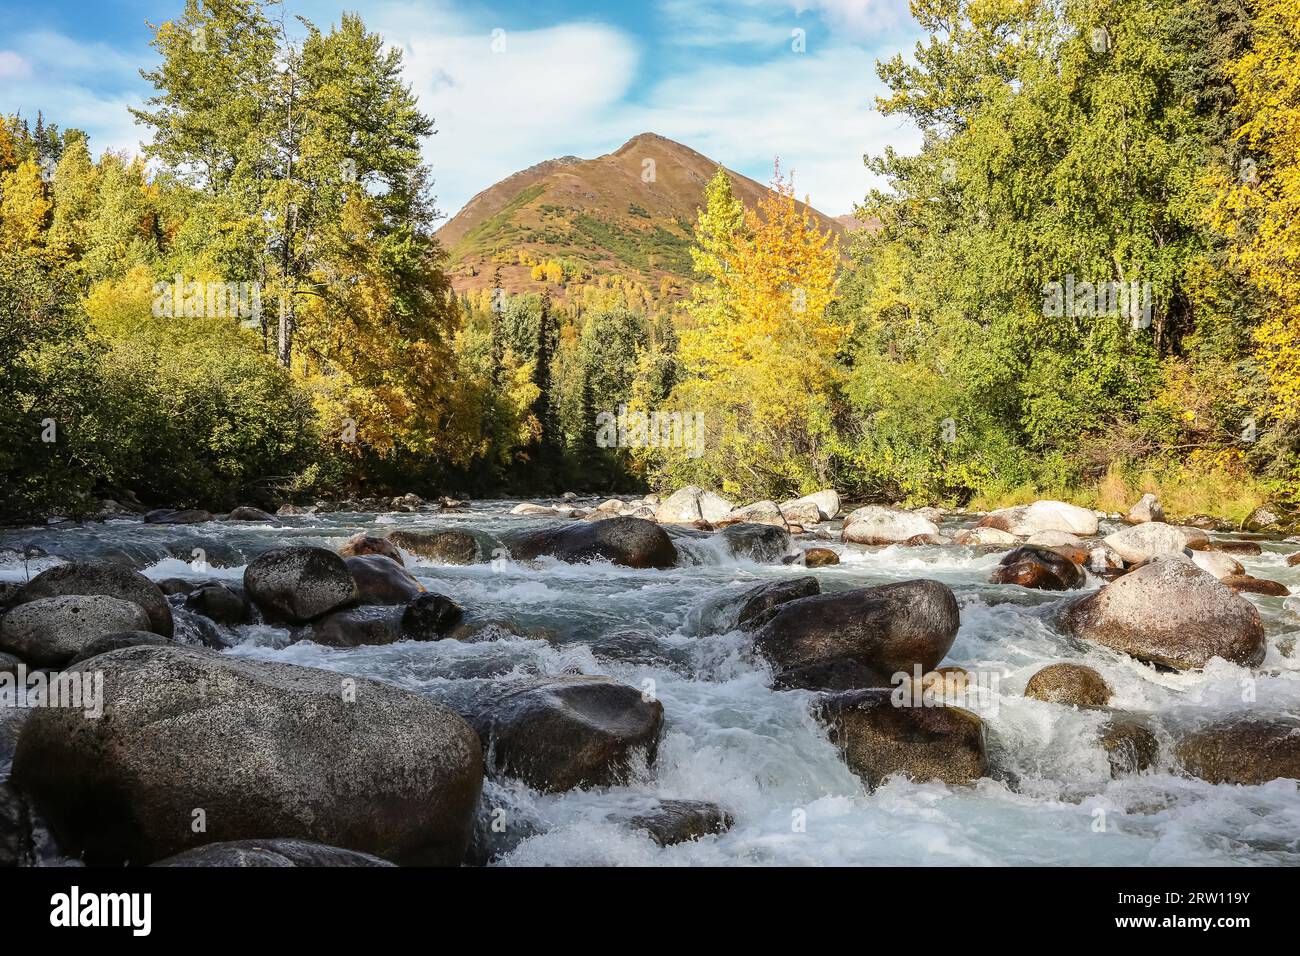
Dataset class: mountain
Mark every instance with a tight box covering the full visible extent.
[435,132,848,304]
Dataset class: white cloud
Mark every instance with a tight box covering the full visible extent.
[0,51,33,80]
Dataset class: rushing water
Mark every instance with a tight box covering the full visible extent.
[3,499,1300,866]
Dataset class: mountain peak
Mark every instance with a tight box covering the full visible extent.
[437,135,844,304]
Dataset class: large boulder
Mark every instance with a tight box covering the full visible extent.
[1125,493,1166,525]
[953,526,1021,547]
[1061,558,1265,670]
[1023,662,1111,706]
[782,489,840,521]
[655,487,706,524]
[818,688,986,788]
[779,500,822,527]
[345,554,424,605]
[152,838,395,867]
[387,530,481,565]
[502,516,676,569]
[1190,550,1244,581]
[183,582,253,626]
[698,491,735,524]
[0,596,152,667]
[977,500,1099,537]
[735,576,821,629]
[990,546,1086,591]
[243,546,358,623]
[1102,523,1190,564]
[16,560,173,637]
[11,646,483,865]
[841,506,939,546]
[1242,505,1285,533]
[307,606,403,648]
[68,630,171,666]
[1175,716,1300,785]
[719,523,791,563]
[467,676,664,793]
[751,579,960,690]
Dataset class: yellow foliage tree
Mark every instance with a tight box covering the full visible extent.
[0,160,51,256]
[656,165,842,496]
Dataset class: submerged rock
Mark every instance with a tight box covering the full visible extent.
[1061,558,1265,670]
[610,799,734,846]
[145,509,214,525]
[182,582,253,626]
[718,523,791,562]
[401,593,465,640]
[1175,716,1300,785]
[751,579,960,690]
[1221,574,1291,597]
[467,676,664,793]
[503,516,677,569]
[387,529,481,565]
[1100,717,1159,777]
[735,576,821,629]
[11,645,483,865]
[803,547,840,567]
[152,839,395,867]
[1215,540,1263,556]
[1024,663,1112,707]
[16,560,173,637]
[841,506,938,546]
[243,546,358,623]
[818,688,986,788]
[0,595,153,667]
[308,605,403,647]
[225,506,275,522]
[990,546,1086,591]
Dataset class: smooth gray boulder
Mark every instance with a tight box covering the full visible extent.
[243,546,358,623]
[502,517,677,569]
[841,506,938,545]
[11,646,483,865]
[16,560,173,637]
[1061,558,1265,670]
[0,596,152,667]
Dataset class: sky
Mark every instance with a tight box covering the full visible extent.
[0,0,925,218]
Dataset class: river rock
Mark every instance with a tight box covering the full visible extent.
[1061,558,1265,670]
[16,560,173,638]
[779,501,822,527]
[1190,550,1243,580]
[68,630,172,666]
[720,500,788,529]
[818,688,987,788]
[339,533,404,565]
[719,523,791,562]
[804,547,839,567]
[401,593,465,640]
[735,576,821,629]
[1102,523,1189,564]
[1215,540,1263,556]
[751,579,960,690]
[345,554,424,605]
[0,596,152,667]
[698,491,735,523]
[655,487,706,524]
[243,546,358,623]
[11,645,483,865]
[1100,717,1160,776]
[1242,505,1284,533]
[610,799,734,846]
[842,506,939,546]
[1125,494,1166,524]
[1177,526,1211,550]
[954,526,1021,547]
[1024,663,1111,706]
[387,529,481,565]
[783,489,840,522]
[977,500,1099,537]
[1287,552,1300,567]
[1221,574,1291,597]
[183,582,252,626]
[152,839,395,867]
[990,546,1086,591]
[467,676,664,793]
[225,506,275,522]
[0,650,23,679]
[1175,716,1300,784]
[308,605,402,647]
[0,780,70,867]
[503,516,676,569]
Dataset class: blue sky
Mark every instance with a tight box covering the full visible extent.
[0,0,924,216]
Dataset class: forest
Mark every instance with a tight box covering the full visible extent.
[1,0,1296,524]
